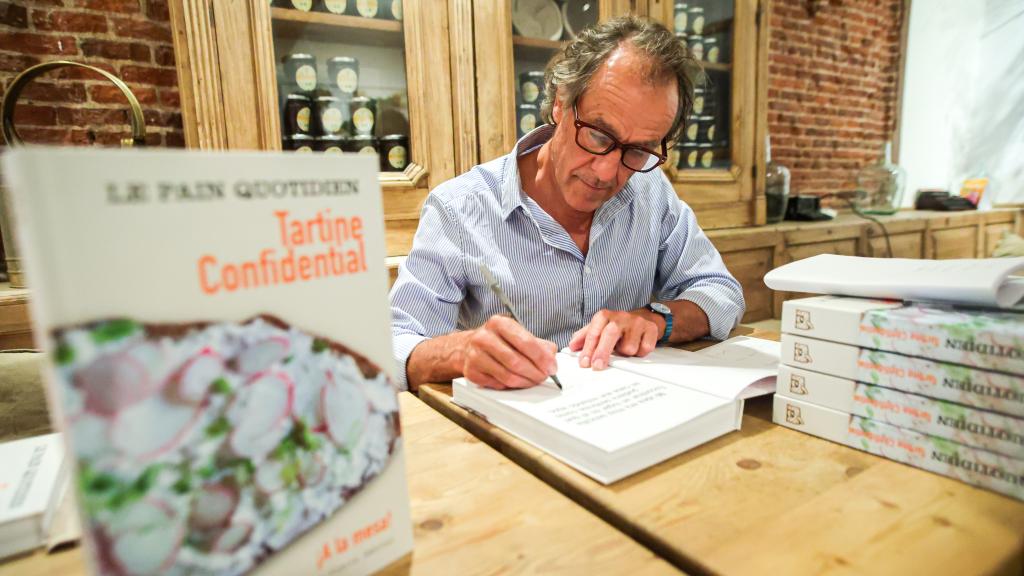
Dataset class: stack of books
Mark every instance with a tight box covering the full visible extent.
[771,294,1024,501]
[0,433,68,560]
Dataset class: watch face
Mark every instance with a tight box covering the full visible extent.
[649,302,671,315]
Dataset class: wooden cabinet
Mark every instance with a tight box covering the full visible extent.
[169,0,769,258]
[168,0,460,257]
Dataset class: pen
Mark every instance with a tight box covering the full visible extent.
[479,263,564,390]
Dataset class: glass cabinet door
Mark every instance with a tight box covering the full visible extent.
[475,0,621,162]
[270,1,411,174]
[511,1,600,139]
[650,0,764,228]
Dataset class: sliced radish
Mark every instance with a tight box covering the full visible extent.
[321,372,370,449]
[298,452,327,489]
[210,521,254,554]
[69,412,111,459]
[111,396,199,460]
[236,336,290,375]
[189,483,238,530]
[75,342,168,416]
[229,372,294,461]
[292,368,329,427]
[106,498,184,576]
[173,348,224,404]
[255,459,287,495]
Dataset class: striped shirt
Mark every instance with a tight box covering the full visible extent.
[389,125,744,389]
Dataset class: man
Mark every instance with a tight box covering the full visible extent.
[390,16,744,391]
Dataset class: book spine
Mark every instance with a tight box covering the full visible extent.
[859,308,1024,375]
[773,396,1024,502]
[780,334,1024,418]
[777,365,1024,459]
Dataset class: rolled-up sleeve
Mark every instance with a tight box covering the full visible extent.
[654,195,745,340]
[388,194,466,390]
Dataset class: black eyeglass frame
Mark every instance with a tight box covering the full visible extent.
[569,104,669,173]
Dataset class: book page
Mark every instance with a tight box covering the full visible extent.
[563,336,780,400]
[763,254,1024,308]
[461,354,734,454]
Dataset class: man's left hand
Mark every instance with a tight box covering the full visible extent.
[568,309,661,370]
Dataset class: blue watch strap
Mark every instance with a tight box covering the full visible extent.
[660,312,673,344]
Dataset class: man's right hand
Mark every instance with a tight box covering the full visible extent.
[462,315,559,390]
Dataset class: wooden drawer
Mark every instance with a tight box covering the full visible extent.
[720,247,774,322]
[931,226,979,259]
[866,231,924,258]
[786,238,859,261]
[984,222,1014,257]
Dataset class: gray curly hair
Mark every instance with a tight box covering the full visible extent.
[540,15,698,144]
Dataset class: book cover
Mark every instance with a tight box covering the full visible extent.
[0,433,66,559]
[773,396,1024,501]
[778,365,1024,459]
[3,148,413,575]
[781,295,1024,375]
[780,333,1024,418]
[453,349,751,484]
[764,254,1024,308]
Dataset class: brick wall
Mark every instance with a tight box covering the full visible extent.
[767,0,905,198]
[0,0,183,148]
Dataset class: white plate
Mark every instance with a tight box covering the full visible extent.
[561,1,598,40]
[512,0,563,41]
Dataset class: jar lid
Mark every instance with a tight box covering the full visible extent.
[286,93,312,101]
[674,2,688,6]
[350,96,372,104]
[327,56,357,65]
[521,70,545,79]
[704,37,718,44]
[380,134,408,142]
[283,53,315,62]
[317,135,344,142]
[689,35,705,41]
[349,134,375,142]
[518,103,539,111]
[689,114,713,122]
[687,6,704,13]
[316,95,340,103]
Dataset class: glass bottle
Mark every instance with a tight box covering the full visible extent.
[855,141,906,215]
[764,135,790,224]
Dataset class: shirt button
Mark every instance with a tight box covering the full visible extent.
[584,265,591,275]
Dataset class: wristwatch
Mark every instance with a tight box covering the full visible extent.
[645,302,673,344]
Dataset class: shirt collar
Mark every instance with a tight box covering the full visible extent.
[499,123,640,220]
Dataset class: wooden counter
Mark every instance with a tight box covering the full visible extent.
[0,393,678,576]
[418,330,1024,575]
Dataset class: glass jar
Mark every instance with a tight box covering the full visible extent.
[855,141,906,215]
[765,135,790,224]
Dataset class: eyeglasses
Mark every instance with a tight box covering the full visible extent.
[571,105,668,173]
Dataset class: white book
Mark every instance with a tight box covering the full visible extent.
[780,295,1024,375]
[777,365,1024,459]
[764,254,1024,308]
[773,395,1024,501]
[0,433,67,560]
[453,336,780,484]
[3,148,413,575]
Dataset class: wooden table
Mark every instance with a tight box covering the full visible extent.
[418,329,1024,576]
[0,393,678,576]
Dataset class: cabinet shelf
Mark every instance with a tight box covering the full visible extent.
[271,7,403,46]
[512,35,566,61]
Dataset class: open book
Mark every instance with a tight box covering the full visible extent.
[453,336,779,484]
[763,254,1024,308]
